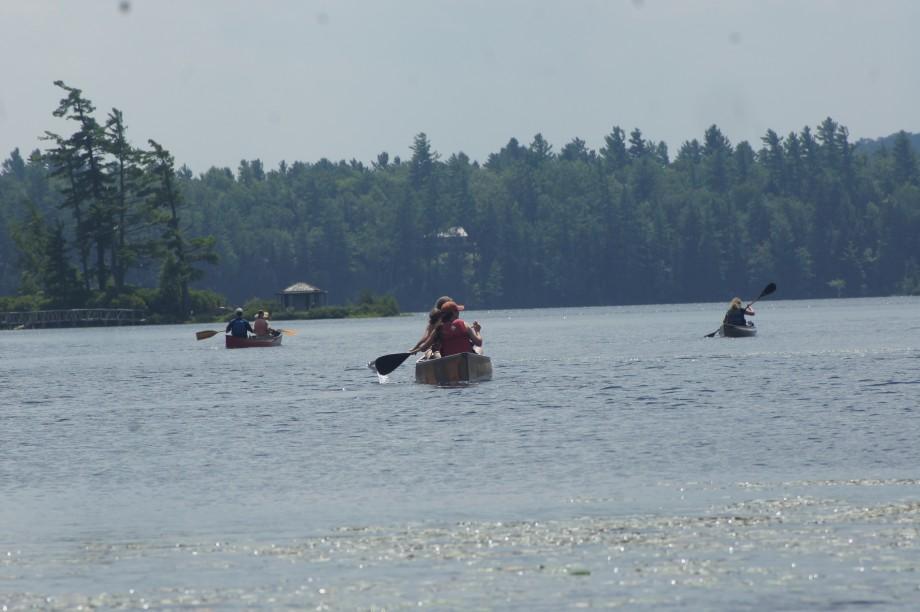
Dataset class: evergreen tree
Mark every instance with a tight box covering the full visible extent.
[892,131,917,185]
[528,133,554,166]
[42,223,85,308]
[48,80,114,290]
[1,148,26,179]
[103,108,146,290]
[9,204,49,297]
[600,126,628,172]
[143,140,218,319]
[627,128,647,160]
[760,129,784,195]
[559,137,592,163]
[5,97,920,309]
[42,129,92,290]
[409,133,435,188]
[702,124,732,193]
[654,141,670,166]
[674,139,703,188]
[783,132,802,196]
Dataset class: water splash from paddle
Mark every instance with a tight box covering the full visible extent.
[367,361,390,384]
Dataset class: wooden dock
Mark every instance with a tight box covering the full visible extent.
[0,309,146,330]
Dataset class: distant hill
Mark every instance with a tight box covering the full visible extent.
[854,131,920,155]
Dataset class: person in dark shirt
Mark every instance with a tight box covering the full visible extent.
[723,297,754,327]
[226,307,254,338]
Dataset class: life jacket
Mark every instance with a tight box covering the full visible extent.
[438,319,473,356]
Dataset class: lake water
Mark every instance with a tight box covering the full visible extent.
[2,297,919,609]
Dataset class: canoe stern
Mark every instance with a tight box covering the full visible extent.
[415,352,492,385]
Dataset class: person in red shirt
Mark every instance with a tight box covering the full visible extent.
[412,301,482,357]
[408,295,453,358]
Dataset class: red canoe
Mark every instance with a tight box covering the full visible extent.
[225,334,283,348]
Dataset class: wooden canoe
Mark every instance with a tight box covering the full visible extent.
[225,334,283,348]
[415,352,493,385]
[720,323,757,338]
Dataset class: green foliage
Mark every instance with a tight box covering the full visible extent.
[190,288,226,315]
[153,255,185,321]
[897,259,920,295]
[144,139,219,318]
[827,278,846,298]
[272,292,400,320]
[42,224,86,308]
[134,287,160,308]
[289,305,352,320]
[242,296,284,316]
[352,290,400,317]
[3,101,920,311]
[84,287,148,310]
[9,203,49,296]
[0,82,218,321]
[103,291,148,310]
[0,294,48,312]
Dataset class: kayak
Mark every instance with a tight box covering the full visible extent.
[225,334,282,348]
[415,352,493,385]
[720,323,757,338]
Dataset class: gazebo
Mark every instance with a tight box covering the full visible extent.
[277,282,328,311]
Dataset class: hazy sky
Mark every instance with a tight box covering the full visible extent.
[2,0,918,173]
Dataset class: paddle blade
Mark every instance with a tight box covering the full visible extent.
[372,352,411,376]
[278,328,297,336]
[704,327,721,338]
[760,282,777,298]
[196,330,220,341]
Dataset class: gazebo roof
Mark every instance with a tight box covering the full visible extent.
[279,282,325,294]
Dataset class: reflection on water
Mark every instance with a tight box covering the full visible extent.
[1,297,919,609]
[5,481,919,609]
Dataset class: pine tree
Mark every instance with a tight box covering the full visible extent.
[600,126,628,171]
[47,80,114,290]
[42,223,85,308]
[892,131,917,185]
[104,108,146,290]
[144,140,218,319]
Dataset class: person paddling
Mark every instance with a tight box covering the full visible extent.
[226,307,255,338]
[412,301,482,357]
[409,295,453,359]
[723,297,754,327]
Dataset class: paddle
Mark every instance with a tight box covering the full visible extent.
[747,282,777,307]
[197,328,294,340]
[704,282,777,338]
[371,352,413,376]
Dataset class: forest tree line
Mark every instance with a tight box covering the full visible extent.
[1,82,919,315]
[0,82,216,319]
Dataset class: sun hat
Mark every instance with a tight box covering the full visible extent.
[235,307,243,314]
[440,301,464,312]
